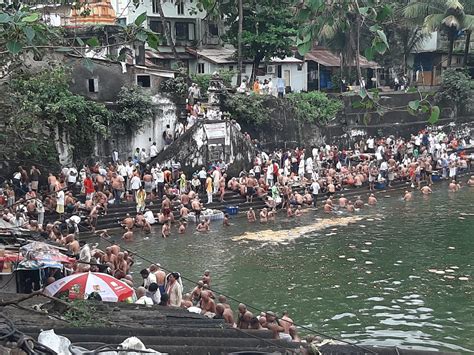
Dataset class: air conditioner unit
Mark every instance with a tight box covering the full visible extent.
[267,65,276,74]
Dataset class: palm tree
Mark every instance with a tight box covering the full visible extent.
[404,0,474,66]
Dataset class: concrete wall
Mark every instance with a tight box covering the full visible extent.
[95,95,178,161]
[67,57,167,102]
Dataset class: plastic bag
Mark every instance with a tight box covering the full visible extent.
[38,329,71,355]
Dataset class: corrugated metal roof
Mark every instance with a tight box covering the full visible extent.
[146,50,194,60]
[305,49,380,68]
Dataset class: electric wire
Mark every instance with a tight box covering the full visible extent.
[98,234,376,354]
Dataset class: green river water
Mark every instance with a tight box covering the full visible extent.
[100,182,473,352]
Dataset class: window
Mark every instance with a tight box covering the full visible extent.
[175,22,189,40]
[197,63,205,74]
[241,65,246,74]
[176,1,185,15]
[116,18,126,26]
[208,23,219,36]
[149,20,163,34]
[152,0,159,13]
[137,75,151,87]
[297,64,303,71]
[229,65,234,72]
[88,78,98,93]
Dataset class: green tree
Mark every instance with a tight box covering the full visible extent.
[435,68,474,113]
[296,0,392,91]
[224,0,297,80]
[286,92,343,124]
[8,66,109,162]
[113,85,155,132]
[404,0,474,66]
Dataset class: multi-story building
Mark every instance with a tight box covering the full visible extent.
[408,31,473,86]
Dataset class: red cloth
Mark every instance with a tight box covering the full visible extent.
[84,178,95,194]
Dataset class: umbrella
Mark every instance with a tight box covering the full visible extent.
[44,272,134,302]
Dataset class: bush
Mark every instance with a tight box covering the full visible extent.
[112,85,154,132]
[286,91,343,124]
[221,93,272,125]
[159,66,189,98]
[435,69,474,112]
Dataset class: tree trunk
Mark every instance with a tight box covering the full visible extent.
[355,16,363,90]
[157,0,179,60]
[464,30,471,66]
[447,31,455,67]
[237,0,243,86]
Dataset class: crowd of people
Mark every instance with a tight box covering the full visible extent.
[0,126,472,343]
[1,127,472,240]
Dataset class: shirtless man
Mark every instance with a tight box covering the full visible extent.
[135,212,146,228]
[354,196,364,209]
[280,311,294,335]
[247,208,256,223]
[178,221,186,234]
[196,221,207,232]
[102,247,116,264]
[246,175,257,203]
[122,214,134,229]
[191,281,204,305]
[191,198,202,223]
[403,190,413,201]
[259,208,268,223]
[421,185,432,195]
[346,201,355,212]
[264,311,285,339]
[215,303,235,326]
[338,194,348,208]
[295,205,303,217]
[114,252,128,279]
[179,204,189,220]
[150,264,166,295]
[202,270,211,286]
[65,235,80,255]
[468,176,474,187]
[323,201,333,213]
[368,193,377,205]
[219,174,226,202]
[122,227,134,241]
[181,293,193,308]
[223,213,230,226]
[180,193,190,207]
[449,180,460,192]
[199,291,216,315]
[162,221,170,238]
[287,206,294,217]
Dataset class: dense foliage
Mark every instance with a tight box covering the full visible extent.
[113,86,155,132]
[159,66,189,99]
[9,67,110,162]
[222,94,272,125]
[222,92,342,126]
[435,68,474,112]
[286,92,343,124]
[222,0,297,79]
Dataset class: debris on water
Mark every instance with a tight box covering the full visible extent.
[458,277,469,281]
[444,275,455,279]
[364,242,372,245]
[361,249,370,253]
[428,269,438,273]
[348,244,357,249]
[435,270,445,275]
[450,266,459,269]
[448,246,455,250]
[331,228,338,231]
[143,237,149,240]
[458,217,465,220]
[365,261,373,265]
[347,258,356,262]
[338,255,346,258]
[360,225,366,228]
[366,218,374,221]
[366,271,372,274]
[396,260,403,263]
[445,269,455,273]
